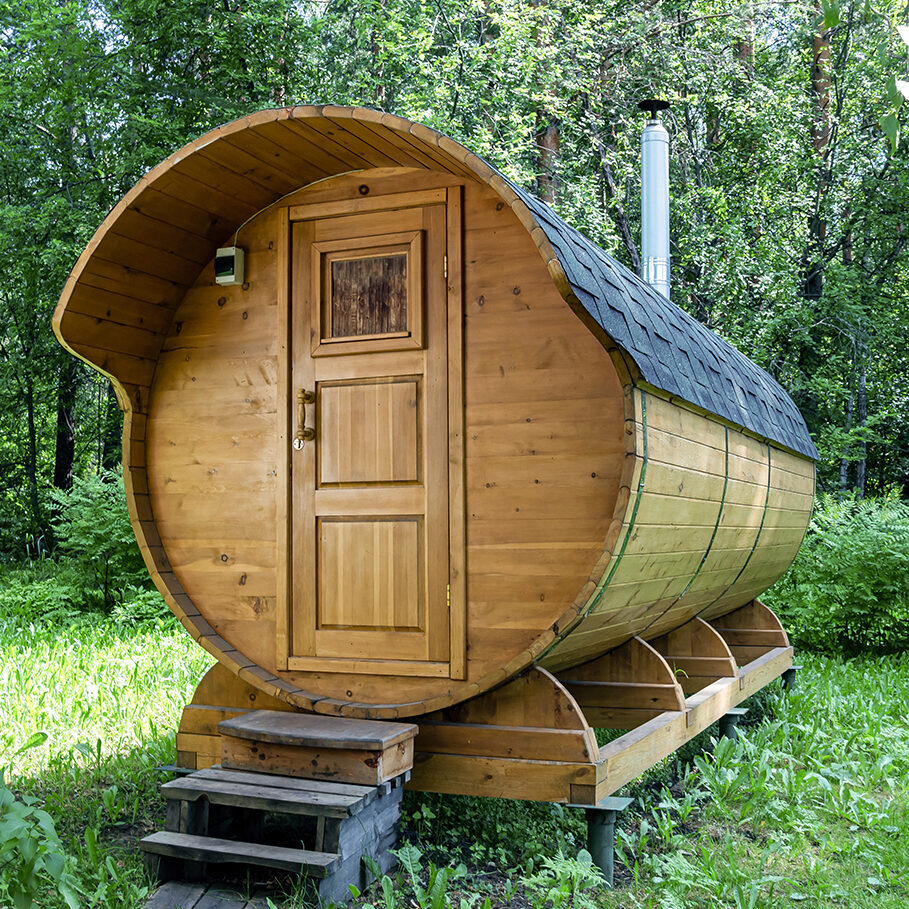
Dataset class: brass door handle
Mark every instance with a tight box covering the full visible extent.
[294,389,315,450]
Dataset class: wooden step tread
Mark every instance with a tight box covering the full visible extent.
[161,775,365,818]
[140,831,340,876]
[218,710,418,750]
[192,766,378,801]
[145,881,278,909]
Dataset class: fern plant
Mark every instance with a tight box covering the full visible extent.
[48,470,148,612]
[765,493,909,655]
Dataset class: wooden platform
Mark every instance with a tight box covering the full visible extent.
[218,712,417,785]
[176,600,792,807]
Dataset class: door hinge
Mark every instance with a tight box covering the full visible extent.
[446,584,451,608]
[444,255,448,280]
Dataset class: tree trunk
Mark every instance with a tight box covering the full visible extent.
[535,116,560,205]
[855,358,867,497]
[53,356,78,491]
[24,377,44,550]
[736,4,755,75]
[804,2,831,299]
[101,381,123,469]
[839,389,853,496]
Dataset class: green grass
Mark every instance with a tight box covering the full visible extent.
[0,615,213,907]
[0,616,907,908]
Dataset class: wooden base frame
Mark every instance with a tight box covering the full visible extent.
[177,600,791,807]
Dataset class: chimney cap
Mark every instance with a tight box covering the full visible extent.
[638,99,670,119]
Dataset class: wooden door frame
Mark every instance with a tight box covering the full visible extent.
[276,185,465,681]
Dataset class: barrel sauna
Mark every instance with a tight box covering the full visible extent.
[53,108,816,734]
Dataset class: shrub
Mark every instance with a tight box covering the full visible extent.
[111,587,172,629]
[48,471,149,612]
[764,493,909,655]
[0,568,80,625]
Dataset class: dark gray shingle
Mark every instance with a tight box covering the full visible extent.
[508,183,818,460]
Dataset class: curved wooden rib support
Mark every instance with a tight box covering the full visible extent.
[555,636,685,730]
[650,618,737,695]
[410,667,600,802]
[709,600,790,667]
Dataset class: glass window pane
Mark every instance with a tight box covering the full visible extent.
[330,254,407,337]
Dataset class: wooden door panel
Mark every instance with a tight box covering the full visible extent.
[319,379,420,486]
[318,518,423,630]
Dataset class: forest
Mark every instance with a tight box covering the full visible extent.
[2,0,909,560]
[1,1,909,907]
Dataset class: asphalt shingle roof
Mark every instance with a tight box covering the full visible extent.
[510,183,818,460]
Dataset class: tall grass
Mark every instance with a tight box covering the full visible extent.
[0,617,212,776]
[0,616,212,907]
[0,616,906,908]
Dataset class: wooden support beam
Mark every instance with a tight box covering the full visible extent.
[556,637,686,729]
[409,667,600,802]
[709,599,789,666]
[650,617,737,694]
[596,645,792,796]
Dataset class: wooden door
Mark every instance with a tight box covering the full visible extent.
[282,189,464,679]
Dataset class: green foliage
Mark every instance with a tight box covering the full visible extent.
[611,656,909,907]
[764,493,909,655]
[521,849,604,909]
[2,612,908,908]
[48,470,149,612]
[0,565,80,625]
[0,617,212,908]
[402,791,584,869]
[0,736,79,909]
[393,843,469,909]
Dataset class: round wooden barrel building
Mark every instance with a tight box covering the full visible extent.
[53,107,816,723]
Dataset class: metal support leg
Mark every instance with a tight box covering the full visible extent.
[718,707,748,741]
[574,796,634,888]
[782,665,802,692]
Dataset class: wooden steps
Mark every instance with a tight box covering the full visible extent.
[142,760,408,904]
[145,881,280,908]
[141,831,340,875]
[218,711,418,785]
[161,768,374,818]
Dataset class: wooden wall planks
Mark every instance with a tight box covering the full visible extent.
[539,386,814,672]
[145,167,626,713]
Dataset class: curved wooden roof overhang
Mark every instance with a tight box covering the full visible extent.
[53,106,570,413]
[53,106,816,715]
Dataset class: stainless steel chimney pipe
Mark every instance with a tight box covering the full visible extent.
[639,100,671,300]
